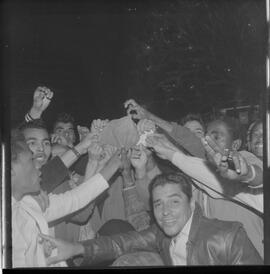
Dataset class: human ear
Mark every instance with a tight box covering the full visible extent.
[231,139,242,151]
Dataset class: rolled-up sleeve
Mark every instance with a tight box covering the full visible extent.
[45,173,109,222]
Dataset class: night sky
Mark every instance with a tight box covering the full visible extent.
[2,0,267,128]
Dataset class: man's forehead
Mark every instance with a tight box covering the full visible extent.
[185,120,203,128]
[153,184,183,199]
[23,128,49,139]
[54,122,74,129]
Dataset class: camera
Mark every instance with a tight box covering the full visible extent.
[227,156,236,171]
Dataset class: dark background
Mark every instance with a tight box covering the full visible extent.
[2,0,267,129]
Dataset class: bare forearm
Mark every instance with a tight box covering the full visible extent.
[147,112,173,133]
[84,160,99,180]
[28,106,42,119]
[99,161,120,182]
[134,167,147,180]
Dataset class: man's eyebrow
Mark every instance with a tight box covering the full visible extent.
[55,126,64,130]
[153,193,182,204]
[26,137,37,141]
[168,193,182,198]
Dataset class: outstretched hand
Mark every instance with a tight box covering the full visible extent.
[202,135,251,181]
[88,142,103,161]
[77,125,90,142]
[30,86,54,118]
[76,132,99,155]
[98,144,118,169]
[145,134,178,161]
[124,99,149,120]
[90,119,109,135]
[137,119,156,135]
[39,233,84,266]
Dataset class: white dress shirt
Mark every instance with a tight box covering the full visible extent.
[12,173,108,268]
[169,211,194,265]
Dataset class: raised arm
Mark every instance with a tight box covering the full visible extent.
[25,86,54,121]
[40,225,160,266]
[124,99,205,158]
[124,99,173,132]
[120,148,151,231]
[145,134,263,213]
[201,135,263,187]
[45,150,123,222]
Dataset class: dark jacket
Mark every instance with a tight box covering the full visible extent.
[81,204,262,266]
[40,156,70,193]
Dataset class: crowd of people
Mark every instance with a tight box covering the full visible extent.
[11,86,264,267]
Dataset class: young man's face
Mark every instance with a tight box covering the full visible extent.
[183,120,205,139]
[53,122,76,147]
[22,128,51,169]
[12,147,41,198]
[250,122,263,159]
[206,121,233,152]
[153,183,194,237]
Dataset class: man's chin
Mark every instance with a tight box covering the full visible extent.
[34,159,47,169]
[162,227,180,237]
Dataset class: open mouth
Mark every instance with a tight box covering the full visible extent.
[34,154,46,162]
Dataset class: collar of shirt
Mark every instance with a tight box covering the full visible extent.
[169,210,194,265]
[173,210,194,243]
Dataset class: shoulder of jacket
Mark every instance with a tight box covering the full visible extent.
[199,216,243,236]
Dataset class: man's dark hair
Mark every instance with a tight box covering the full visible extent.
[11,128,28,162]
[180,113,205,130]
[53,112,75,129]
[19,119,49,133]
[149,172,193,206]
